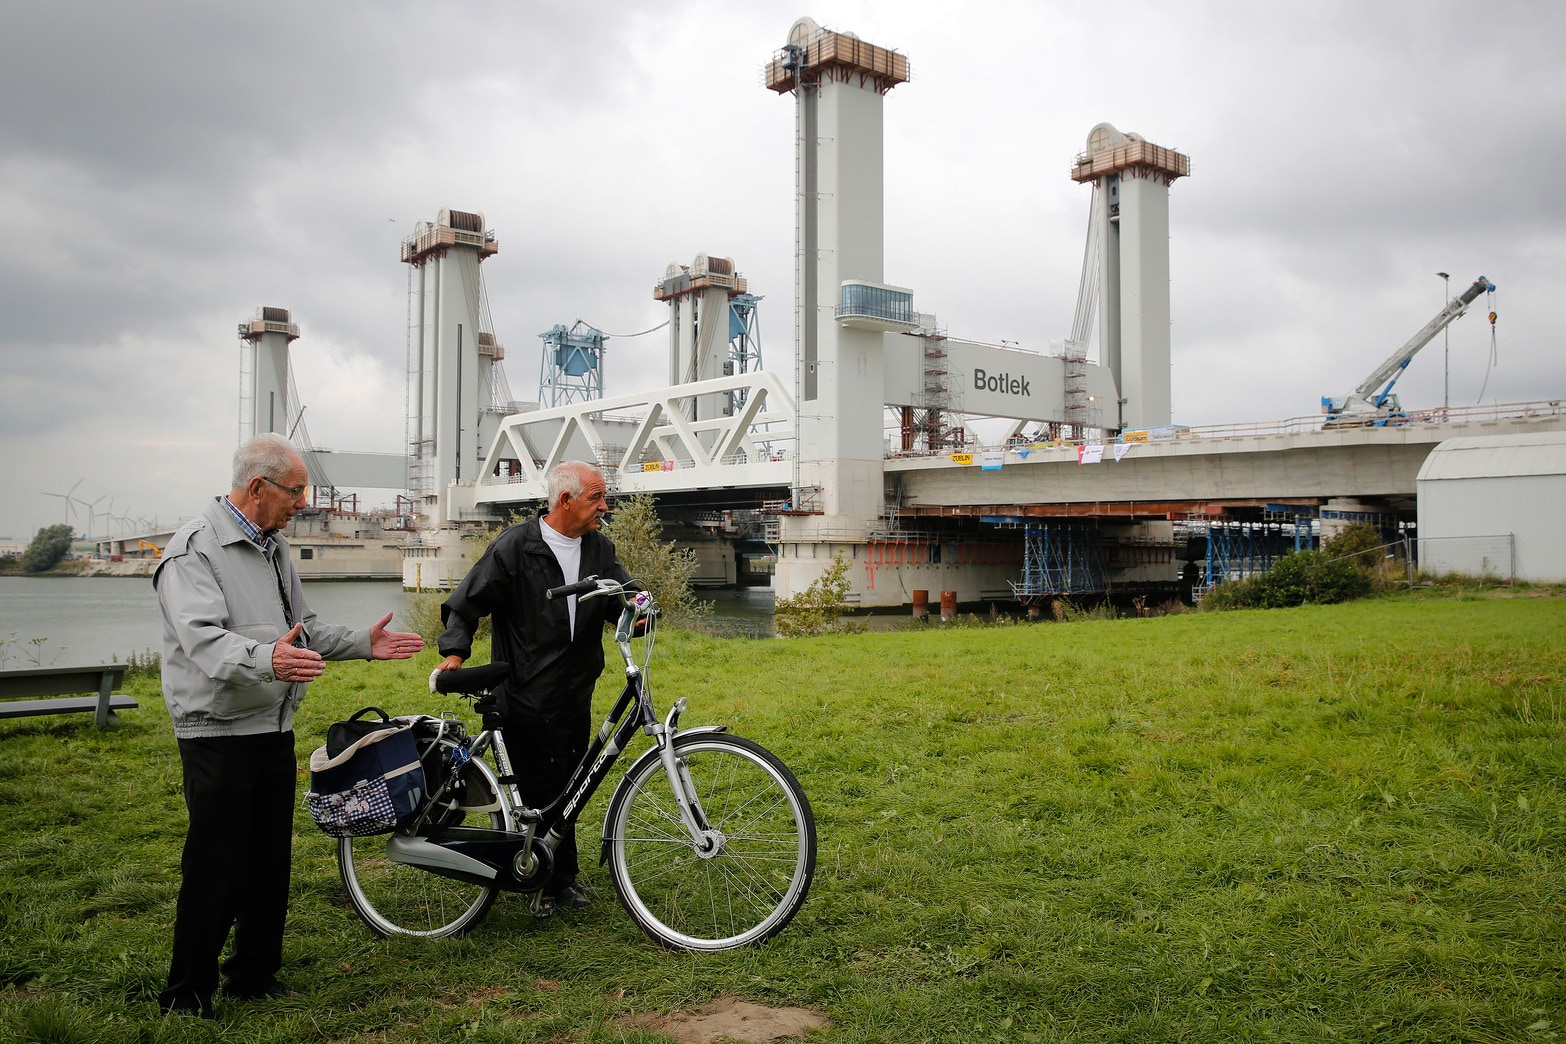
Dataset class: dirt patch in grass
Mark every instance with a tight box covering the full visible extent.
[434,985,513,1011]
[623,995,830,1043]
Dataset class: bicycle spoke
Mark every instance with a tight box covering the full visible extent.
[605,733,815,950]
[338,759,503,939]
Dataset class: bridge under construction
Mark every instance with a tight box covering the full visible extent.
[239,16,1566,607]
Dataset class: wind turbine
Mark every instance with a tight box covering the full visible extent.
[73,492,107,541]
[94,497,117,539]
[38,478,84,534]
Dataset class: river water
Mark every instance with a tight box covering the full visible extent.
[0,576,780,667]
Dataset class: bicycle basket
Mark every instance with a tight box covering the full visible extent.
[305,714,427,838]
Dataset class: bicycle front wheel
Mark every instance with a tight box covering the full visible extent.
[338,756,505,939]
[604,732,816,951]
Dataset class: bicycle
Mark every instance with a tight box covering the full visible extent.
[334,576,817,951]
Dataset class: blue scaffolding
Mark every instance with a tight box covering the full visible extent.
[1203,518,1316,588]
[727,293,764,412]
[1012,523,1108,598]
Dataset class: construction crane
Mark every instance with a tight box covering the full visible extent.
[1322,275,1495,426]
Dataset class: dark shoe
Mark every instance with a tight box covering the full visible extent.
[548,883,592,911]
[225,978,296,1001]
[158,990,215,1019]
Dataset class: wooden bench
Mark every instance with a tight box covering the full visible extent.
[0,664,138,728]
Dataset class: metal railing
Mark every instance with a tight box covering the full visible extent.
[886,400,1566,459]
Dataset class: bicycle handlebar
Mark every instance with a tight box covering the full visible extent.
[547,576,647,603]
[546,575,602,600]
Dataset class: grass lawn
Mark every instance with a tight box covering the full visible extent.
[1,588,1563,1042]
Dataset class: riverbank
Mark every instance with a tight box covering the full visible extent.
[3,592,1563,1040]
[0,576,786,666]
[0,558,155,578]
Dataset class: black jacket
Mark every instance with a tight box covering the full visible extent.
[438,517,631,719]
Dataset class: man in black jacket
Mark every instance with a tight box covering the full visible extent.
[435,460,631,913]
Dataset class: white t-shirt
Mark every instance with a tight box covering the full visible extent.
[539,517,583,635]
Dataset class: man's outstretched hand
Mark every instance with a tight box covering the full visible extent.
[272,622,325,682]
[369,612,425,660]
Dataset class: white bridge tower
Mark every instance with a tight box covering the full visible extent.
[655,254,752,423]
[766,17,913,529]
[237,306,300,441]
[402,209,510,522]
[1071,123,1189,432]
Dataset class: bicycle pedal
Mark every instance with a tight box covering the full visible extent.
[529,894,556,919]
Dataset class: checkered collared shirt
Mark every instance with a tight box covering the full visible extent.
[222,496,276,554]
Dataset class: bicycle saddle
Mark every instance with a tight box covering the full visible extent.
[430,662,511,696]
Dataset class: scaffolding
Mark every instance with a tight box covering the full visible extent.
[727,292,765,414]
[538,321,606,407]
[1060,338,1094,440]
[764,23,910,95]
[1011,523,1108,599]
[897,314,963,452]
[1202,519,1317,589]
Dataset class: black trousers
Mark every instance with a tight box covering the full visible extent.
[505,711,590,891]
[159,731,296,1009]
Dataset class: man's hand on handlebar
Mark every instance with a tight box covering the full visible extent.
[546,575,605,601]
[438,655,465,672]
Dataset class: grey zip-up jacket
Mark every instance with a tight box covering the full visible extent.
[154,497,371,738]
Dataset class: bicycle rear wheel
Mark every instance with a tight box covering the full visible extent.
[338,756,505,938]
[604,732,815,950]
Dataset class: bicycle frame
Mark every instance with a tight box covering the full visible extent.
[388,581,722,900]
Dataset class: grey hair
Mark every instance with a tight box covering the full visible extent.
[232,432,301,488]
[546,460,604,511]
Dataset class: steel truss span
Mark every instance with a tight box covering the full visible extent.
[475,371,797,505]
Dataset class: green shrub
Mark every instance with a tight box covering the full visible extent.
[773,553,854,637]
[1321,520,1385,566]
[20,524,73,573]
[122,648,161,681]
[405,520,514,643]
[1204,548,1371,609]
[600,493,711,627]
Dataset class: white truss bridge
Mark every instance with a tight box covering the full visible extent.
[473,371,797,506]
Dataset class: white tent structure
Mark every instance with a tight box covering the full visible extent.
[1416,432,1566,582]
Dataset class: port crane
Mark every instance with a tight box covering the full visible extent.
[1322,275,1495,426]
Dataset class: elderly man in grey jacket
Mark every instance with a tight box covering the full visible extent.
[154,433,423,1018]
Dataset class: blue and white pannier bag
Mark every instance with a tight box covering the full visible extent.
[305,718,426,837]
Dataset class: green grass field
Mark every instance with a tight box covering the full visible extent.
[2,589,1563,1042]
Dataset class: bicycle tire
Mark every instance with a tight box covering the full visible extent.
[603,732,816,951]
[338,756,505,938]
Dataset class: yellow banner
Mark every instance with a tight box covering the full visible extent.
[642,462,664,472]
[949,453,974,465]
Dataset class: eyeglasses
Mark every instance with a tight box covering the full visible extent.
[262,476,309,499]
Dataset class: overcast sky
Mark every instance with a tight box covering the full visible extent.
[4,0,1563,541]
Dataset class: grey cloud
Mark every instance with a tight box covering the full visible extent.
[3,0,1565,538]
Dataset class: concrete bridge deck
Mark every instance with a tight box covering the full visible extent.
[888,403,1566,521]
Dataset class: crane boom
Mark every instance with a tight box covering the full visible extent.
[1323,275,1494,423]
